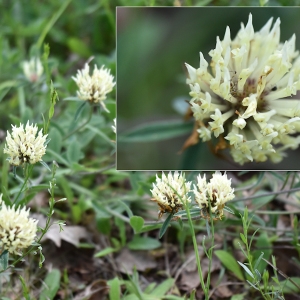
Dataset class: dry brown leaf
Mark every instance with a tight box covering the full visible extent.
[33,213,88,247]
[180,252,221,291]
[179,122,199,153]
[180,269,200,290]
[280,193,300,213]
[210,273,233,299]
[73,279,109,300]
[115,247,157,274]
[43,224,88,247]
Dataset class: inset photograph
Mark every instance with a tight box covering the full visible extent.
[117,7,300,170]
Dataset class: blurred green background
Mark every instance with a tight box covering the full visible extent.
[117,7,300,170]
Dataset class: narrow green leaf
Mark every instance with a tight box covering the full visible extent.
[237,242,248,258]
[244,207,248,222]
[47,127,62,153]
[39,269,61,300]
[94,247,116,258]
[174,207,201,216]
[108,277,121,300]
[66,139,83,163]
[250,214,265,227]
[0,80,18,91]
[19,276,30,300]
[128,236,161,250]
[229,294,247,300]
[86,124,115,146]
[164,296,188,300]
[206,219,211,238]
[150,278,174,296]
[190,289,196,300]
[74,101,87,122]
[1,158,9,195]
[36,0,72,49]
[46,148,70,166]
[144,282,156,294]
[159,213,172,239]
[119,120,193,143]
[178,218,183,230]
[96,218,111,235]
[252,232,272,275]
[254,252,265,270]
[63,96,81,101]
[67,37,92,58]
[18,192,38,207]
[281,277,300,293]
[115,217,126,247]
[215,250,244,281]
[251,191,274,210]
[254,269,261,280]
[223,206,234,214]
[118,201,134,218]
[237,261,254,279]
[246,280,259,290]
[40,160,51,172]
[138,224,161,233]
[130,216,145,234]
[271,275,279,285]
[38,246,45,268]
[240,233,247,244]
[58,175,74,202]
[111,238,121,249]
[0,250,8,271]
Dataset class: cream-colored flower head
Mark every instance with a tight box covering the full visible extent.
[112,118,116,133]
[151,172,191,218]
[72,63,115,112]
[186,13,300,165]
[22,57,43,83]
[193,171,234,219]
[0,199,38,255]
[4,122,48,166]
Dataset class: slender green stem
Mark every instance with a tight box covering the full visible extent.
[206,202,215,294]
[63,106,93,140]
[242,213,269,300]
[232,187,300,203]
[36,0,73,49]
[102,0,115,35]
[14,164,33,204]
[185,203,208,299]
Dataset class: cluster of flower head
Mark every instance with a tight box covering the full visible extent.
[151,171,234,220]
[4,122,48,166]
[193,171,235,219]
[151,172,191,218]
[0,195,38,255]
[186,13,300,165]
[72,63,116,112]
[22,57,43,83]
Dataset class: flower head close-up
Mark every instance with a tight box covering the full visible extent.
[4,121,48,166]
[151,172,191,218]
[22,57,44,83]
[186,13,300,165]
[72,63,115,112]
[193,171,235,220]
[0,195,38,256]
